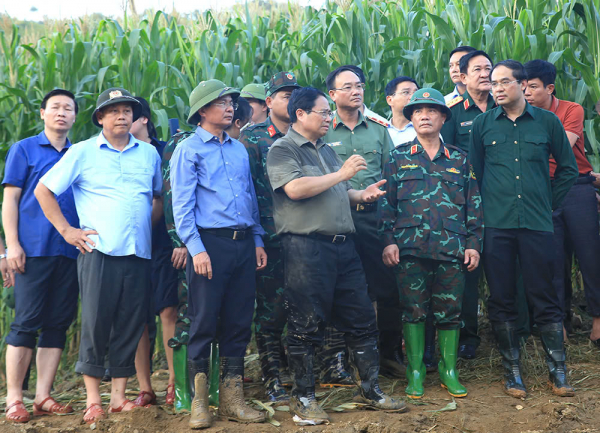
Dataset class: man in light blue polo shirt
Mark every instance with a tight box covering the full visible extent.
[35,88,162,424]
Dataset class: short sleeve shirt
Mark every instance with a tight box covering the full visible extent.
[266,127,355,236]
[2,131,79,259]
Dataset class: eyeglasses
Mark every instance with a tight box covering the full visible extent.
[306,109,333,118]
[330,83,366,92]
[212,101,239,110]
[391,90,416,97]
[491,80,519,89]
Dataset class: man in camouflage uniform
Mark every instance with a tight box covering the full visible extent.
[162,130,194,412]
[241,83,269,125]
[380,89,484,399]
[238,71,301,404]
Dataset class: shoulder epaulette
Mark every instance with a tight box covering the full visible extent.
[444,143,467,156]
[365,112,390,128]
[446,95,464,108]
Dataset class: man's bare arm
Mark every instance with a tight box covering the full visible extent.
[2,186,25,273]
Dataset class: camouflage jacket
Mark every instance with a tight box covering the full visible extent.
[238,117,284,247]
[380,138,484,263]
[162,131,195,249]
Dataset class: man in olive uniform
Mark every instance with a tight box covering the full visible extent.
[241,83,268,125]
[470,60,578,399]
[323,65,403,379]
[440,50,495,360]
[239,71,301,404]
[380,88,483,399]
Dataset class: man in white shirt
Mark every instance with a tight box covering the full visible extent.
[444,46,475,103]
[384,76,419,147]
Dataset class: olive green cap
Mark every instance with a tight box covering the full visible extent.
[92,87,142,128]
[403,88,452,122]
[265,72,301,97]
[240,83,267,101]
[188,79,240,125]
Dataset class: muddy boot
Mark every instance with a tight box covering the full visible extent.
[189,359,211,429]
[438,329,467,398]
[379,330,405,378]
[218,357,265,423]
[404,322,426,399]
[256,330,290,405]
[349,339,408,412]
[493,322,527,399]
[423,314,438,373]
[288,346,330,424]
[174,346,192,413]
[539,322,575,397]
[279,337,293,387]
[319,326,354,387]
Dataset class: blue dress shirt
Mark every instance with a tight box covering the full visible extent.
[40,132,162,259]
[2,131,79,259]
[170,127,265,257]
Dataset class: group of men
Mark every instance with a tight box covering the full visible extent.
[3,43,600,428]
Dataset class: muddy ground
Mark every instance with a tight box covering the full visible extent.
[2,329,600,433]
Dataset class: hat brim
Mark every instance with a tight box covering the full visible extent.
[187,87,241,125]
[266,83,302,98]
[92,96,143,128]
[240,91,266,101]
[403,100,452,123]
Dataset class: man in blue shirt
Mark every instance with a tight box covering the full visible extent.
[2,89,79,424]
[170,79,267,429]
[35,88,162,424]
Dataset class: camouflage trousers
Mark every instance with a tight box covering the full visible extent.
[254,246,287,385]
[168,269,191,348]
[395,257,465,329]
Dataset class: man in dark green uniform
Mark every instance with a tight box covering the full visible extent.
[380,88,484,399]
[238,71,301,404]
[440,50,495,360]
[470,60,578,399]
[323,65,402,380]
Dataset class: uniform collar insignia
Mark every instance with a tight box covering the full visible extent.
[444,147,451,159]
[411,144,419,155]
[267,125,276,137]
[332,115,338,129]
[463,98,470,110]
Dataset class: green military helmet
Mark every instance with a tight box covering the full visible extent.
[403,88,452,123]
[188,79,241,125]
[240,83,267,101]
[92,87,142,128]
[265,72,301,97]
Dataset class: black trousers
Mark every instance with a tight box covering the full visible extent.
[483,228,562,326]
[186,232,256,362]
[281,234,378,351]
[552,183,600,317]
[458,266,482,347]
[7,256,78,349]
[75,251,151,378]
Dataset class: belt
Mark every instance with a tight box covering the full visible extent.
[575,174,594,185]
[306,233,352,244]
[353,202,377,212]
[200,228,248,240]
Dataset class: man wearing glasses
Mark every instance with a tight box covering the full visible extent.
[170,79,267,428]
[322,65,399,381]
[384,76,419,147]
[266,87,407,424]
[470,60,578,399]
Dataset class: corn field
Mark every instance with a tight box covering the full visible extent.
[1,0,599,374]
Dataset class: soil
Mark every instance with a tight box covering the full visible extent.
[2,331,600,433]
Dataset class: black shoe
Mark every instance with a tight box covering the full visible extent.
[458,344,476,360]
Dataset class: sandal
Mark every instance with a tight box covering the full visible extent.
[33,396,74,416]
[109,399,136,413]
[165,384,175,406]
[83,403,106,425]
[133,390,157,407]
[5,400,30,423]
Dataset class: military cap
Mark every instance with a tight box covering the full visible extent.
[188,79,240,125]
[403,88,452,122]
[240,83,267,101]
[92,87,142,128]
[265,72,301,97]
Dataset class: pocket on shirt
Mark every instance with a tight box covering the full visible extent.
[121,162,153,190]
[442,218,467,236]
[523,135,548,162]
[440,171,466,205]
[483,134,505,160]
[397,168,424,201]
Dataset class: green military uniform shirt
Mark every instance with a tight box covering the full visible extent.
[380,138,484,263]
[238,117,284,247]
[440,90,495,152]
[324,110,394,190]
[469,102,578,232]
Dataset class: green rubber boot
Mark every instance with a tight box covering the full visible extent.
[173,346,192,413]
[403,322,426,399]
[438,329,467,398]
[209,342,220,407]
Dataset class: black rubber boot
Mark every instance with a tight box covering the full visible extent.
[319,327,353,387]
[423,313,438,373]
[188,359,211,429]
[538,322,575,397]
[493,322,527,399]
[349,339,408,412]
[379,331,405,378]
[256,331,290,404]
[288,346,330,423]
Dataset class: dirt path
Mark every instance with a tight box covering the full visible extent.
[2,333,599,433]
